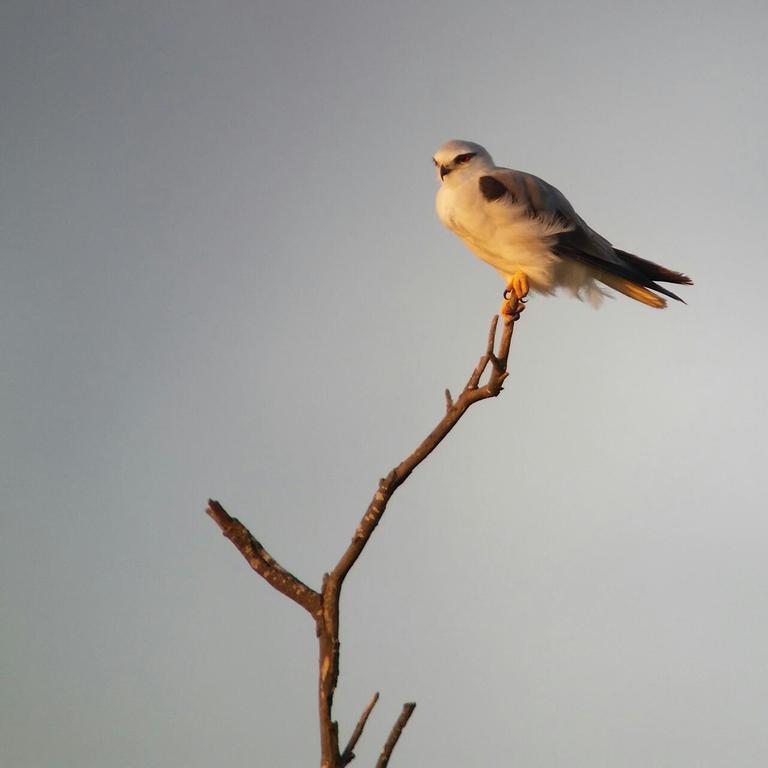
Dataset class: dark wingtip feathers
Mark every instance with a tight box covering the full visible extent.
[648,281,686,303]
[613,248,693,287]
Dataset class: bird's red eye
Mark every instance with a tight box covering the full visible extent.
[455,152,476,164]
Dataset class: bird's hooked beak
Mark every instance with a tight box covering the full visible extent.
[440,164,451,180]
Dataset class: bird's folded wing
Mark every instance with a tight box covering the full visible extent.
[482,168,663,284]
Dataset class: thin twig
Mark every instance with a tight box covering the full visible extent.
[330,308,517,587]
[376,703,417,768]
[339,691,380,766]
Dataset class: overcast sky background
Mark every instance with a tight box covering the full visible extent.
[2,1,767,766]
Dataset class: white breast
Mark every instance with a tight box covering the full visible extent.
[436,174,561,292]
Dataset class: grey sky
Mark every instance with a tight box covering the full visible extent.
[2,1,767,765]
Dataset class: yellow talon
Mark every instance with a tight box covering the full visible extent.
[500,296,525,322]
[507,271,529,301]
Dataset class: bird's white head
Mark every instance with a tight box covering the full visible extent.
[432,140,493,183]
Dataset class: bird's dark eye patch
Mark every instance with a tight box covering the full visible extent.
[454,152,476,164]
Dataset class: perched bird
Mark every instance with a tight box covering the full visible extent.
[433,140,692,316]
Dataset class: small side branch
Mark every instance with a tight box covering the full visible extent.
[206,499,321,617]
[376,703,417,768]
[339,691,380,766]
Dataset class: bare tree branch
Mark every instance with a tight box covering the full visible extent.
[206,499,321,617]
[317,308,519,767]
[376,703,417,768]
[328,310,516,591]
[339,691,380,766]
[206,304,523,768]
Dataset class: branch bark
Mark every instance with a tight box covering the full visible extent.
[206,500,322,617]
[339,691,379,766]
[206,306,522,767]
[376,703,417,768]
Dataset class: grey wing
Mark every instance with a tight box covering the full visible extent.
[482,168,618,259]
[479,168,689,301]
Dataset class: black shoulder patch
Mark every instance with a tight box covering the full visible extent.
[479,175,511,202]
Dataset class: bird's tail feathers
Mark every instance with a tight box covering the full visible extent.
[596,273,668,309]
